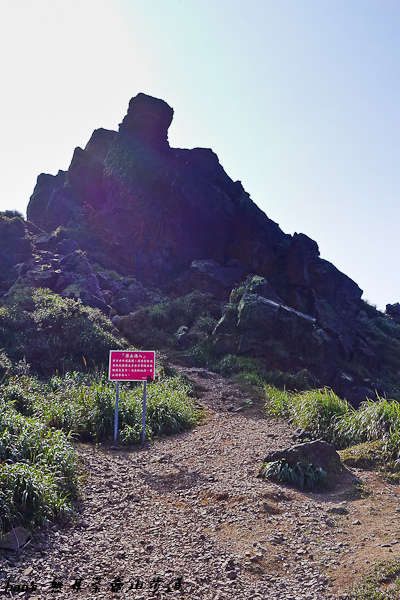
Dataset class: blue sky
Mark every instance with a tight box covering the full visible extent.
[0,0,399,310]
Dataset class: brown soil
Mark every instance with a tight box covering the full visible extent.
[1,365,400,599]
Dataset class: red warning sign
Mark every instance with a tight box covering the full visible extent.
[108,350,155,381]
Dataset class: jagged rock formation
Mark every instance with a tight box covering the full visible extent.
[26,93,362,336]
[3,92,399,402]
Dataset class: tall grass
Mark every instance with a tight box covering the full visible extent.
[9,371,201,444]
[264,386,351,446]
[264,385,400,464]
[337,397,400,445]
[0,399,76,531]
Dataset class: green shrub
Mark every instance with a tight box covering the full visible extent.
[0,287,126,376]
[216,354,265,378]
[120,291,220,349]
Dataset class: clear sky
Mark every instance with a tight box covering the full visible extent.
[0,0,399,310]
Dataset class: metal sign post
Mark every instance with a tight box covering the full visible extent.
[108,351,155,445]
[142,381,147,445]
[114,381,120,444]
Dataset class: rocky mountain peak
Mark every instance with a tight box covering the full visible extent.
[17,93,400,403]
[118,92,174,152]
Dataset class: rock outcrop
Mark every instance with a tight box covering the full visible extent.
[26,93,362,345]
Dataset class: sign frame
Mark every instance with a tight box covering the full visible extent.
[108,350,156,445]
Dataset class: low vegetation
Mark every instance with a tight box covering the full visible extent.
[344,556,400,599]
[24,370,201,443]
[0,287,126,376]
[0,399,77,531]
[264,386,400,475]
[0,362,201,533]
[258,459,327,490]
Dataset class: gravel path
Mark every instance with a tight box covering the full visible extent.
[2,367,400,599]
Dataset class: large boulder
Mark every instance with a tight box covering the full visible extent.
[262,440,343,474]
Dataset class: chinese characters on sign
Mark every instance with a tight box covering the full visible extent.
[108,351,155,382]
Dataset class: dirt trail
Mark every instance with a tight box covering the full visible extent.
[2,366,400,599]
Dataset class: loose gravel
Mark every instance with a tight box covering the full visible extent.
[2,366,400,599]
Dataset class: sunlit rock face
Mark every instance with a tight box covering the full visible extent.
[26,93,362,363]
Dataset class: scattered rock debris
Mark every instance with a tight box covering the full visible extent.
[1,366,400,599]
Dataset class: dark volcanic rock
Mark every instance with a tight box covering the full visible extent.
[84,128,117,160]
[57,238,80,255]
[262,440,343,474]
[0,216,32,287]
[119,93,173,152]
[67,147,107,210]
[176,259,247,301]
[27,170,83,232]
[9,248,107,312]
[27,170,67,228]
[212,275,339,382]
[386,303,400,325]
[23,93,368,390]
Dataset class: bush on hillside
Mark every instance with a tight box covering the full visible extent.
[0,287,126,376]
[119,291,220,348]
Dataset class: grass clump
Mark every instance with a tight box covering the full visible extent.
[259,459,327,490]
[337,397,400,446]
[0,400,77,531]
[10,371,201,444]
[344,556,400,599]
[119,377,201,443]
[264,386,350,446]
